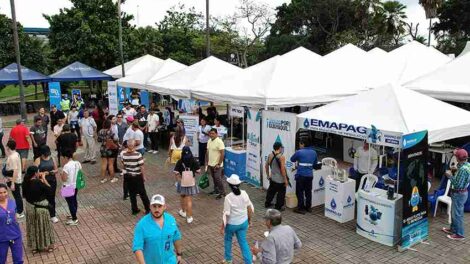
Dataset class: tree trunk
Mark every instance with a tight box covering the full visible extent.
[34,83,38,100]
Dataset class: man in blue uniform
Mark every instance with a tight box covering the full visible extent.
[133,194,183,264]
[290,139,317,214]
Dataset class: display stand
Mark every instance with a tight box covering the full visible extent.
[224,147,247,179]
[356,188,403,246]
[324,176,356,223]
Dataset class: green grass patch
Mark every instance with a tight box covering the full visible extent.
[0,84,41,100]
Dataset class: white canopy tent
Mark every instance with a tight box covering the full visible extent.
[297,84,470,144]
[458,41,470,58]
[191,46,367,107]
[146,56,242,98]
[404,52,470,102]
[116,58,187,90]
[104,54,164,79]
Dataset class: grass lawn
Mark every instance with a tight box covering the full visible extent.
[0,84,42,100]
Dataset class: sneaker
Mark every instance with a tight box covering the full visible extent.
[16,213,25,219]
[100,178,108,184]
[306,208,313,213]
[66,215,72,220]
[178,209,187,218]
[147,149,153,153]
[82,160,90,163]
[442,227,453,235]
[51,217,59,223]
[293,208,306,215]
[110,178,119,183]
[447,234,465,241]
[153,150,159,154]
[187,216,194,224]
[65,219,79,226]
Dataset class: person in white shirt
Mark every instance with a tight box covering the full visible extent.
[60,151,81,225]
[68,106,81,144]
[80,110,97,164]
[197,117,211,166]
[221,174,254,264]
[5,140,24,218]
[147,109,160,154]
[213,117,227,140]
[129,121,145,155]
[353,142,378,191]
[122,103,136,120]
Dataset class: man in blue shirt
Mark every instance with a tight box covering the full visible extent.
[133,194,183,264]
[290,139,318,214]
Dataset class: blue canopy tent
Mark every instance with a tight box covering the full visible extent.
[49,61,113,82]
[0,63,50,84]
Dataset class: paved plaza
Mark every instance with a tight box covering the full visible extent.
[1,121,469,264]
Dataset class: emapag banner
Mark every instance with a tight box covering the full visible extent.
[48,82,61,109]
[107,82,119,115]
[262,111,297,192]
[399,131,429,251]
[179,115,199,157]
[246,109,261,187]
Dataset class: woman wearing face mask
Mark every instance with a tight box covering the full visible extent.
[0,183,23,263]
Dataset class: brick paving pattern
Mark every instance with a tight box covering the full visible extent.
[1,122,470,264]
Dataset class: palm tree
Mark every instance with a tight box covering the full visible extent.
[380,1,407,46]
[419,0,443,46]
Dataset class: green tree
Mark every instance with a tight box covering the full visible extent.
[126,26,164,60]
[44,0,134,71]
[0,14,49,73]
[374,1,408,49]
[432,0,470,55]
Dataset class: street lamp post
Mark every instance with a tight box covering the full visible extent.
[10,0,27,120]
[206,0,210,57]
[118,0,125,77]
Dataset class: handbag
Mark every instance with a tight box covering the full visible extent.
[170,149,182,164]
[180,163,195,187]
[2,163,13,178]
[197,172,210,189]
[75,162,86,190]
[60,186,75,198]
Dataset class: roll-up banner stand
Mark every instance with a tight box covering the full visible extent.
[262,111,297,192]
[179,115,199,157]
[107,81,119,115]
[399,130,429,251]
[49,82,61,110]
[246,108,261,187]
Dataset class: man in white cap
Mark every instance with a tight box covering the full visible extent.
[133,194,183,264]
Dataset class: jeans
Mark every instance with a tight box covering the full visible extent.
[265,180,286,210]
[295,176,313,210]
[0,132,6,156]
[125,176,150,213]
[70,122,81,142]
[46,177,57,218]
[450,191,468,237]
[198,142,207,166]
[137,148,145,156]
[0,238,23,264]
[149,132,159,151]
[224,220,252,264]
[65,189,78,220]
[6,182,23,214]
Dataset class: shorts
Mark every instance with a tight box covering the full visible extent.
[17,149,29,159]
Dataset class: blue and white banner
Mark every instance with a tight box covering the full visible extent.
[140,90,150,109]
[245,109,261,187]
[262,111,297,192]
[107,82,119,115]
[48,82,61,109]
[179,115,199,157]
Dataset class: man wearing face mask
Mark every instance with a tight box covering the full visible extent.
[264,142,288,211]
[133,194,183,264]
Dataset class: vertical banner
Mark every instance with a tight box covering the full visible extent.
[399,130,429,251]
[179,115,199,157]
[246,109,261,187]
[261,111,297,192]
[48,82,61,109]
[71,89,82,100]
[107,82,119,115]
[179,99,197,113]
[140,90,150,109]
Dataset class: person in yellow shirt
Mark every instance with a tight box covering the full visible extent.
[205,128,225,199]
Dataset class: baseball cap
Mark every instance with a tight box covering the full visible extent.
[150,194,165,205]
[454,148,468,161]
[126,116,134,122]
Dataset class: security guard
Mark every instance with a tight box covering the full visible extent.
[290,139,317,214]
[60,94,71,115]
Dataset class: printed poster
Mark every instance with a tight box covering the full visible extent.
[262,111,297,192]
[107,82,119,115]
[179,115,199,157]
[48,82,61,110]
[246,109,261,187]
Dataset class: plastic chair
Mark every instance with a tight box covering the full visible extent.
[433,179,452,224]
[321,158,337,168]
[356,174,378,199]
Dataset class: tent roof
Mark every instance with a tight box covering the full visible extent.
[297,84,470,144]
[50,62,112,82]
[116,58,186,90]
[404,51,470,102]
[0,63,50,84]
[104,54,164,79]
[389,41,452,84]
[146,56,242,98]
[191,46,363,107]
[368,47,388,55]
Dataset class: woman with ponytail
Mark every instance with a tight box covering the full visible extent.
[220,174,254,264]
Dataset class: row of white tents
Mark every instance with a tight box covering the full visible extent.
[104,41,470,144]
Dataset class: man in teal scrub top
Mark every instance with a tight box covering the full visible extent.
[133,194,183,264]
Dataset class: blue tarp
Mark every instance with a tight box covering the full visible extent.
[50,61,113,82]
[0,63,50,84]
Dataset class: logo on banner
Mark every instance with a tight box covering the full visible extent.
[50,89,60,97]
[367,205,382,225]
[344,195,355,209]
[367,125,383,144]
[330,198,337,210]
[319,176,324,187]
[267,119,291,131]
[409,186,422,212]
[305,119,368,135]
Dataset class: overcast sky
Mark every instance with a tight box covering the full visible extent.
[0,0,430,39]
